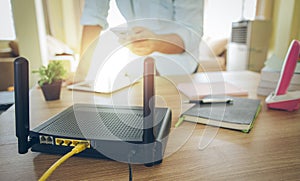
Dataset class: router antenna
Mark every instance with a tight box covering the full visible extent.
[143,57,155,143]
[14,57,30,154]
[143,57,155,166]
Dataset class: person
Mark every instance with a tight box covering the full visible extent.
[76,0,204,81]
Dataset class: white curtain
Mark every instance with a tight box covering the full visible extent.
[45,0,84,54]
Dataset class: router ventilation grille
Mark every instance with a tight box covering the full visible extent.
[39,105,145,142]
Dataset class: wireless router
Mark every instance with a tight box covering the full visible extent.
[14,57,171,166]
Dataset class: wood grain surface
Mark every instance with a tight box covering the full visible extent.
[0,71,299,181]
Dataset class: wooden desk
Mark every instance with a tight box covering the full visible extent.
[1,71,300,180]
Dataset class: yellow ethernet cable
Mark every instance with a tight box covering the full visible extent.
[39,142,88,181]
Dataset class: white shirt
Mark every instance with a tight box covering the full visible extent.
[81,0,204,75]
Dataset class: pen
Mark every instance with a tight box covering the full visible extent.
[184,97,234,104]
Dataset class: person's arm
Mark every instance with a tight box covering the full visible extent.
[70,25,102,83]
[123,27,185,56]
[80,25,102,55]
[154,34,185,54]
[69,0,109,83]
[172,0,204,57]
[80,0,109,55]
[123,0,204,57]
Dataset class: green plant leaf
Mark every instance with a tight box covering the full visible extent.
[32,61,67,86]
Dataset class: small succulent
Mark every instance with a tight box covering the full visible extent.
[32,61,67,86]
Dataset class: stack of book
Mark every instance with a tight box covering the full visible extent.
[257,55,300,96]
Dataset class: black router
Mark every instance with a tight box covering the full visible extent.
[14,57,171,166]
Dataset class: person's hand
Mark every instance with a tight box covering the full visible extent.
[120,27,158,56]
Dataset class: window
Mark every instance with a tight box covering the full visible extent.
[0,0,16,40]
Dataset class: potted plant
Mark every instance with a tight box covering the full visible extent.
[32,61,67,101]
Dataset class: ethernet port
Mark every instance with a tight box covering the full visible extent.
[55,138,63,145]
[70,140,79,147]
[39,135,47,144]
[46,136,53,144]
[62,140,71,146]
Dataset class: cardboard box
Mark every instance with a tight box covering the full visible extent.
[0,58,14,91]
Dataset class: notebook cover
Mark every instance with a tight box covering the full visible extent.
[180,97,261,132]
[177,82,248,100]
